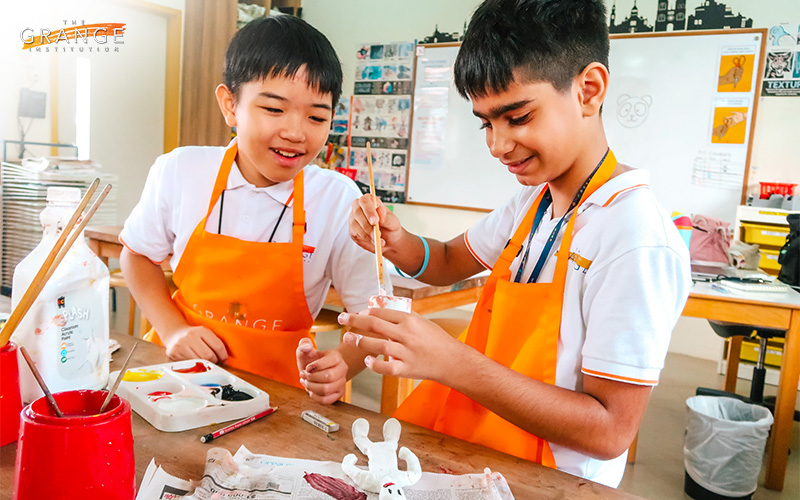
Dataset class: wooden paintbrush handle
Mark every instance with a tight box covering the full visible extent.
[0,179,99,348]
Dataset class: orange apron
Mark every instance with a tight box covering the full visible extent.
[394,151,617,467]
[145,143,313,386]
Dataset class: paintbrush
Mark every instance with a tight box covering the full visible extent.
[19,345,63,417]
[0,179,100,348]
[99,343,137,414]
[365,142,387,295]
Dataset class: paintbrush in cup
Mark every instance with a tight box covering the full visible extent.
[19,345,63,417]
[99,343,137,414]
[0,179,99,348]
[366,142,387,296]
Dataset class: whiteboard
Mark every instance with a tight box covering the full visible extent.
[407,30,766,221]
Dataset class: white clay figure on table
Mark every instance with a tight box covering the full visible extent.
[342,418,421,499]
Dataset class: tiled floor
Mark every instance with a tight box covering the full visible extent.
[4,294,797,498]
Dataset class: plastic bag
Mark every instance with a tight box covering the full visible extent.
[689,214,732,264]
[684,396,773,497]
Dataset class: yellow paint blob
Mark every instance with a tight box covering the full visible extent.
[123,369,163,382]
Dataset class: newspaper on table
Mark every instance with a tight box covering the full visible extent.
[135,446,515,500]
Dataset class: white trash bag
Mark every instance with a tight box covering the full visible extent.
[684,396,774,498]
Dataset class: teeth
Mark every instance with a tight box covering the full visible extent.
[275,149,300,158]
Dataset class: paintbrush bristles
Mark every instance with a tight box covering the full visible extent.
[365,143,385,288]
[0,179,100,348]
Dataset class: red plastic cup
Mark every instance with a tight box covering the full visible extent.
[0,342,23,446]
[14,390,135,500]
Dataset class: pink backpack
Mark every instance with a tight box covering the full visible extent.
[689,214,732,264]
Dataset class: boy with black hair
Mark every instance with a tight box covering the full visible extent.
[336,0,690,486]
[122,15,382,403]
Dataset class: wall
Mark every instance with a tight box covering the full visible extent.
[304,0,800,361]
[2,0,184,224]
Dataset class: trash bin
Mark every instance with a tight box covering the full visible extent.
[683,396,774,500]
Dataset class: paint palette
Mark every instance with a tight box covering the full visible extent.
[110,360,270,432]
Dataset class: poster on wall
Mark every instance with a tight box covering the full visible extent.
[761,23,800,97]
[347,41,415,203]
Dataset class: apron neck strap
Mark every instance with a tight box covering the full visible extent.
[206,142,306,233]
[207,142,239,216]
[493,149,618,278]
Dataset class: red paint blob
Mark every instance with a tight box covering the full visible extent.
[304,472,366,500]
[172,361,210,374]
[147,391,172,402]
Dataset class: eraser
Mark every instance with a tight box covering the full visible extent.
[301,410,339,433]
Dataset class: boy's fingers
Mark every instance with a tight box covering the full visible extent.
[202,330,228,363]
[338,309,410,340]
[358,195,380,225]
[296,339,323,370]
[364,355,406,378]
[305,351,343,374]
[342,332,405,361]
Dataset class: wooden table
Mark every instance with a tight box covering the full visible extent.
[85,225,485,415]
[684,282,800,491]
[0,334,640,499]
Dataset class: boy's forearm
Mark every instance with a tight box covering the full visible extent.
[384,230,483,286]
[441,347,649,460]
[120,249,188,339]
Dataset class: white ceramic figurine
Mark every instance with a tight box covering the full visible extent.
[342,418,422,499]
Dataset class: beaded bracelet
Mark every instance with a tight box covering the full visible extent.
[394,234,430,279]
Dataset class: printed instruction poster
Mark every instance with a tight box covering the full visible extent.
[710,99,749,145]
[717,46,755,93]
[761,23,800,97]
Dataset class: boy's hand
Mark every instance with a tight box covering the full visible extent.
[163,325,229,364]
[339,309,469,383]
[296,338,348,405]
[349,194,402,253]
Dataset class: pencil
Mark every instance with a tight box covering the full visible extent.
[200,407,277,443]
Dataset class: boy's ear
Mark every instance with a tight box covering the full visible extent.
[576,62,608,118]
[215,84,237,127]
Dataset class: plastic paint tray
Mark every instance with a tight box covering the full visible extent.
[110,360,270,432]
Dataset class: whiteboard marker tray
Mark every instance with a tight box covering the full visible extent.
[110,359,270,432]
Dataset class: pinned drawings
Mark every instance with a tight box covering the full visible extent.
[761,24,800,97]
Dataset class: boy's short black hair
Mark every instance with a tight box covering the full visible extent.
[454,0,609,98]
[223,15,342,106]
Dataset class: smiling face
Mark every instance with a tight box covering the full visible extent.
[471,75,588,189]
[216,67,333,187]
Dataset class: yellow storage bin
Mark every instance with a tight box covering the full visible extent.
[738,338,785,369]
[741,222,789,247]
[758,248,782,272]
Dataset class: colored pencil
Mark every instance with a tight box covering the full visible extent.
[200,407,277,443]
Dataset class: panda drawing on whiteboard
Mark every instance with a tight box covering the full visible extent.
[616,94,652,128]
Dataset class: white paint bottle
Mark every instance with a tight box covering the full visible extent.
[11,187,110,403]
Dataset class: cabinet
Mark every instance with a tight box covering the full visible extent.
[178,1,302,148]
[734,205,798,276]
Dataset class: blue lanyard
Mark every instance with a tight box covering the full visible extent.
[513,150,608,284]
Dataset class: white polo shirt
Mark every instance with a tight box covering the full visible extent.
[465,168,691,487]
[121,144,388,316]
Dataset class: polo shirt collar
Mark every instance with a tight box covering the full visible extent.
[224,139,298,206]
